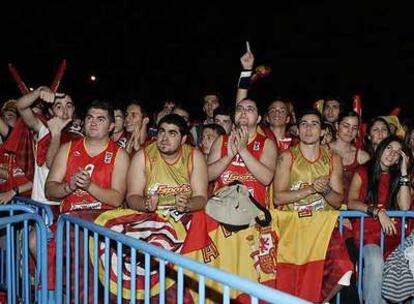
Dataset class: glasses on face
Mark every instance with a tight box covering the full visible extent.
[235,106,257,114]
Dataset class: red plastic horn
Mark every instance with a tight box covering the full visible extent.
[50,59,67,93]
[352,94,362,118]
[8,64,30,95]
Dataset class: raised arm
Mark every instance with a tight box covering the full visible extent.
[236,44,254,104]
[397,150,411,211]
[45,117,72,168]
[16,87,54,132]
[0,117,10,138]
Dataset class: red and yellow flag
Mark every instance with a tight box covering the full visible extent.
[273,210,338,302]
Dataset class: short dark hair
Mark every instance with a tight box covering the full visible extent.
[200,91,222,105]
[158,114,189,136]
[213,106,232,118]
[127,99,147,117]
[337,109,360,125]
[323,97,343,112]
[86,100,114,123]
[297,108,323,126]
[202,123,226,136]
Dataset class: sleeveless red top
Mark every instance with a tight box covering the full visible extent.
[61,138,120,213]
[214,133,268,207]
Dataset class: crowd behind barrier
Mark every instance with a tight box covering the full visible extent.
[2,202,414,303]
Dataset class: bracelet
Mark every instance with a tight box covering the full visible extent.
[400,175,410,183]
[238,70,253,89]
[320,185,332,197]
[367,205,380,220]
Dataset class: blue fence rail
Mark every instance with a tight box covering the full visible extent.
[337,210,414,304]
[2,206,414,303]
[55,213,311,304]
[11,196,55,226]
[0,205,49,304]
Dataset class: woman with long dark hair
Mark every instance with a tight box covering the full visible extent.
[348,135,411,304]
[329,110,370,199]
[364,117,391,157]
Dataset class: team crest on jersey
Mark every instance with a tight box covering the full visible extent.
[84,164,95,176]
[253,141,261,151]
[104,152,113,164]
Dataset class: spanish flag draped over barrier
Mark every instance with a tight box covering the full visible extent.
[272,210,339,301]
[90,209,339,303]
[184,210,339,303]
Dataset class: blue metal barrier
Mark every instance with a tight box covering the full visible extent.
[0,206,49,303]
[11,196,55,226]
[55,214,311,304]
[53,210,414,303]
[337,210,414,304]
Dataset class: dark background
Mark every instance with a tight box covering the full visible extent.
[1,3,414,122]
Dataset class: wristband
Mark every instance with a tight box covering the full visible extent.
[237,70,253,89]
[400,175,410,182]
[399,180,411,187]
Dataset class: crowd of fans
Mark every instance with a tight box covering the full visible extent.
[1,47,413,303]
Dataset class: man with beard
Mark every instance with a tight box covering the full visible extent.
[127,113,207,213]
[208,98,276,208]
[121,113,208,302]
[323,98,343,126]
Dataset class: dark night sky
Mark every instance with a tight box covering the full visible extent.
[1,3,414,121]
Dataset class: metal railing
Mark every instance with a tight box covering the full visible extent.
[0,205,49,303]
[337,210,414,304]
[55,213,311,304]
[11,196,55,226]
